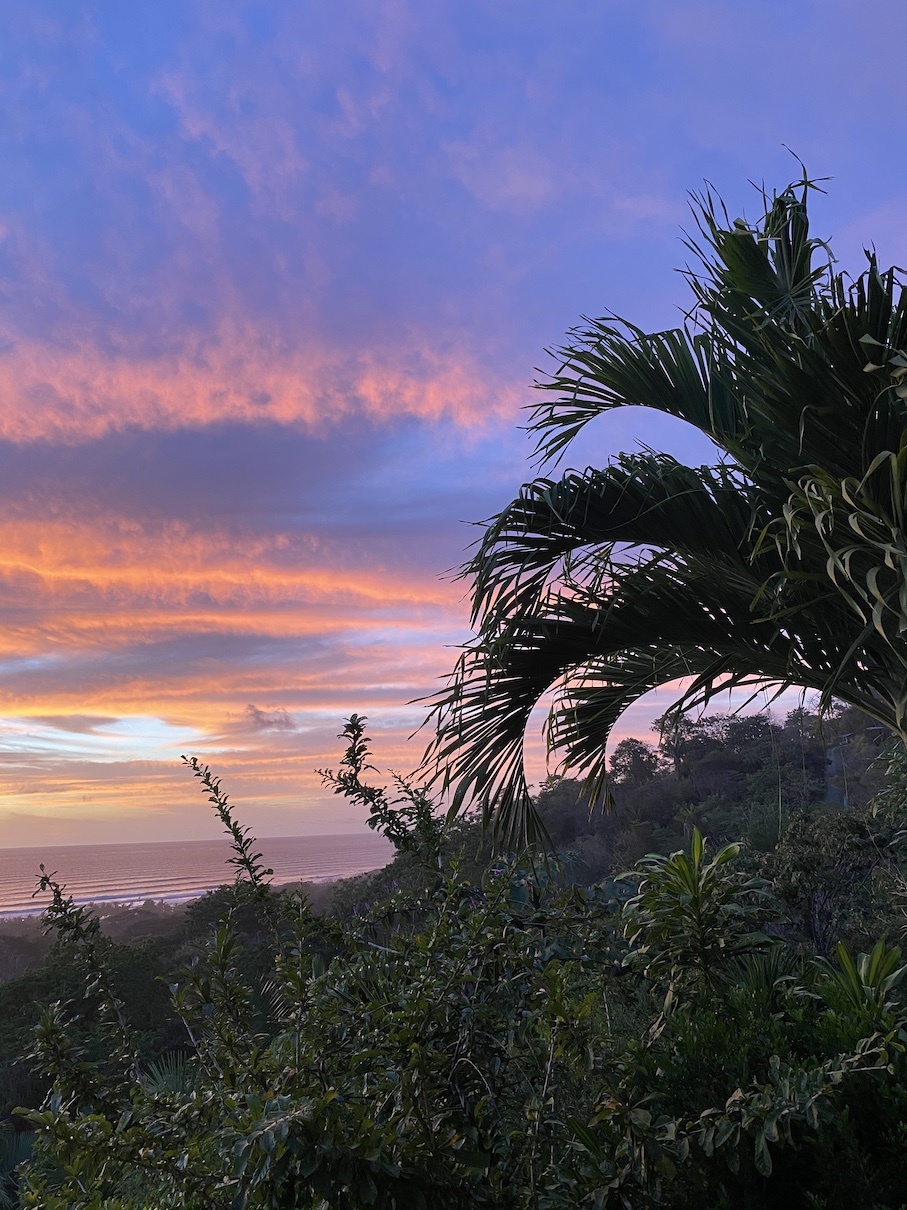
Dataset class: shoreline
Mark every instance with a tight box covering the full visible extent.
[0,868,377,921]
[0,833,393,920]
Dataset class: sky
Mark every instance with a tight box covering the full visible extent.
[0,0,904,847]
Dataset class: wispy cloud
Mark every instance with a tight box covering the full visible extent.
[242,705,297,732]
[0,324,522,443]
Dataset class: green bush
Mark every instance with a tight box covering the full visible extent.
[9,721,907,1209]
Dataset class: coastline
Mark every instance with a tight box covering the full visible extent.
[0,832,393,920]
[0,869,353,920]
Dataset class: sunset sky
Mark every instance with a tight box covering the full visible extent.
[0,1,905,846]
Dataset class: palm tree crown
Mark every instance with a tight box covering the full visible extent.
[424,179,907,847]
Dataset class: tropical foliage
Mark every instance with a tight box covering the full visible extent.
[424,177,907,845]
[3,722,907,1208]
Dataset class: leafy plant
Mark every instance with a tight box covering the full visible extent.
[818,938,907,1023]
[424,177,907,845]
[319,714,446,869]
[182,755,275,892]
[13,727,907,1208]
[621,828,772,1006]
[0,1123,32,1210]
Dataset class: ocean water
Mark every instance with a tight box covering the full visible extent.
[0,832,394,917]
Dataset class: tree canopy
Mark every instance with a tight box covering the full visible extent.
[424,177,907,845]
[10,723,907,1208]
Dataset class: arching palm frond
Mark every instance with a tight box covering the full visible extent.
[424,178,907,845]
[467,454,753,627]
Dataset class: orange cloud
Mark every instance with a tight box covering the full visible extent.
[0,321,521,444]
[0,496,472,846]
[0,514,458,615]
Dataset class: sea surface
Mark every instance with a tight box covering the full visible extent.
[0,832,394,917]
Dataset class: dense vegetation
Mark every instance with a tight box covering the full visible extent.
[0,711,906,1207]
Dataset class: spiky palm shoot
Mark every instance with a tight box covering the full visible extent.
[424,179,907,847]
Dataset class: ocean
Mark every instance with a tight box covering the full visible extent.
[0,832,394,917]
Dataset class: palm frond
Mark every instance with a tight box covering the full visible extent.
[144,1050,195,1095]
[467,454,754,628]
[426,178,907,845]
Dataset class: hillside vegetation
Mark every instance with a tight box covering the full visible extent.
[0,711,906,1207]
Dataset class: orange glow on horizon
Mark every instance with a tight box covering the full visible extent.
[0,502,476,844]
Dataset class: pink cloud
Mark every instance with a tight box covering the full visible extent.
[0,324,521,442]
[444,138,562,215]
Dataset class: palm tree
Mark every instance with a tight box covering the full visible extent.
[424,177,907,846]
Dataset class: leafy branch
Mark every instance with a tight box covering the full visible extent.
[181,755,274,892]
[318,714,445,869]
